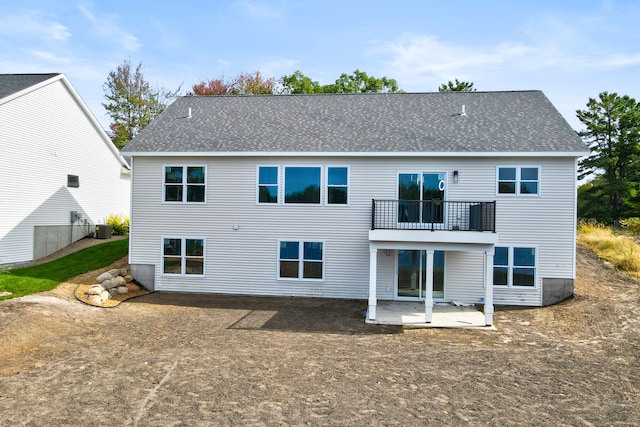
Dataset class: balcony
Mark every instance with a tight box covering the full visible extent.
[371,199,496,232]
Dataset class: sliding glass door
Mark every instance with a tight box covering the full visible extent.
[398,173,446,226]
[397,250,444,300]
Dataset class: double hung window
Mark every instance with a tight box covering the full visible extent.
[163,238,205,276]
[278,241,324,280]
[493,246,536,287]
[258,166,279,203]
[327,167,348,204]
[164,166,206,203]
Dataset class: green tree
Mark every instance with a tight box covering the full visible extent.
[577,92,640,224]
[103,60,179,148]
[280,70,401,94]
[438,79,475,92]
[578,179,614,222]
[279,70,323,94]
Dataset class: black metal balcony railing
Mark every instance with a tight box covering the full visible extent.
[371,199,496,232]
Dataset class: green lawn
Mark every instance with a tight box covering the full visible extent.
[0,238,129,300]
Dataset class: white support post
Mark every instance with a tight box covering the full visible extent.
[484,249,494,326]
[425,249,434,323]
[368,247,378,320]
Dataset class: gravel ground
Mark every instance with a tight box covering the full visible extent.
[0,245,638,426]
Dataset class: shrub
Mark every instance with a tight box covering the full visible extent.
[620,217,640,236]
[104,213,130,235]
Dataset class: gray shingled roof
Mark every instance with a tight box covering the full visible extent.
[122,91,587,154]
[0,74,60,100]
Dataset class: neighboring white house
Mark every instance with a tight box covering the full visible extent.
[121,92,588,326]
[0,74,131,266]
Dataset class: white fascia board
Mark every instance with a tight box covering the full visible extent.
[121,150,589,158]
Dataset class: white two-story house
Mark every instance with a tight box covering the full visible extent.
[0,74,130,266]
[122,91,588,326]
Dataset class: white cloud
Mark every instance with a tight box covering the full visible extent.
[0,10,70,42]
[235,0,284,21]
[257,57,298,77]
[369,32,640,89]
[77,4,141,52]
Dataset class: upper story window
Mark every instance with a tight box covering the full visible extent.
[164,166,206,203]
[67,175,79,188]
[278,240,324,280]
[327,167,349,205]
[258,166,279,203]
[285,166,320,204]
[493,246,536,287]
[162,237,205,276]
[497,167,539,195]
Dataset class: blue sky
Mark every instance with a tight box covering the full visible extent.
[2,0,639,132]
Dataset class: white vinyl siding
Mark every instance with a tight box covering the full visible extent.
[0,77,130,265]
[128,155,576,305]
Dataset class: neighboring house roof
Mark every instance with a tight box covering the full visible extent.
[0,73,61,100]
[122,91,588,156]
[0,73,130,170]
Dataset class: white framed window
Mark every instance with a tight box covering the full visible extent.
[497,166,539,195]
[164,165,206,203]
[162,237,205,276]
[257,166,279,204]
[326,166,349,205]
[278,240,324,280]
[493,246,537,287]
[284,166,321,204]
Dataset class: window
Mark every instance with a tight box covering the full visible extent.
[493,246,536,287]
[164,166,206,203]
[327,167,348,204]
[279,240,324,280]
[284,167,321,204]
[258,166,279,203]
[493,247,509,286]
[163,238,204,276]
[67,175,79,188]
[497,167,539,195]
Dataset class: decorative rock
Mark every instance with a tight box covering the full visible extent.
[96,272,112,283]
[88,295,103,304]
[100,290,111,301]
[119,268,128,277]
[124,275,134,283]
[88,285,104,295]
[125,283,140,292]
[108,269,121,277]
[114,276,126,287]
[117,286,129,295]
[102,278,118,289]
[108,288,119,297]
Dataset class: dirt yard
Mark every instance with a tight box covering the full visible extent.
[0,246,638,426]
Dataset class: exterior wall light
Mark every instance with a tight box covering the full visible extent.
[453,170,459,183]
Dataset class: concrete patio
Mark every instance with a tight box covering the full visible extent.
[366,301,496,330]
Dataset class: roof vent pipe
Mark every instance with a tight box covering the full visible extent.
[188,107,192,118]
[461,105,466,116]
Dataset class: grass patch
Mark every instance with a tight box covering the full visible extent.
[0,238,128,300]
[577,221,640,276]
